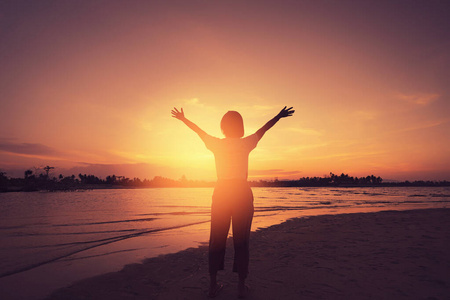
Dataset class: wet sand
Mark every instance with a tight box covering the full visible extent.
[46,208,450,299]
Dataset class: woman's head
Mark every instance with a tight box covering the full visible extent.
[221,111,244,138]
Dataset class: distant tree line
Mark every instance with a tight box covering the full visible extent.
[251,173,383,187]
[0,166,215,192]
[251,173,449,187]
[0,168,448,193]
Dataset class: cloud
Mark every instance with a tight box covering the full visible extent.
[252,105,277,111]
[390,118,450,134]
[396,93,440,105]
[353,110,377,121]
[183,98,204,107]
[286,127,323,136]
[249,169,302,178]
[284,143,329,153]
[308,150,387,161]
[0,140,60,156]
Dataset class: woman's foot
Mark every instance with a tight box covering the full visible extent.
[208,283,224,298]
[238,283,249,298]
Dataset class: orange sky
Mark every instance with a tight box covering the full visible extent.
[0,1,449,181]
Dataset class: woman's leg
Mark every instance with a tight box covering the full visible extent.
[209,190,232,296]
[231,186,254,297]
[209,202,231,275]
[231,205,253,277]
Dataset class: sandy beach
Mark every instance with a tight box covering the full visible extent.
[45,208,450,300]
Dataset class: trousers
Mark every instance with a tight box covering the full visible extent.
[208,179,254,278]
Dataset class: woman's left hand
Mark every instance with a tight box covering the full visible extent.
[171,107,185,120]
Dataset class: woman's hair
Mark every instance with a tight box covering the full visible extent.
[221,111,244,138]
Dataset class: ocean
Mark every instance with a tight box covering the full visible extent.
[0,186,449,300]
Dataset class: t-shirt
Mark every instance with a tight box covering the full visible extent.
[201,133,260,180]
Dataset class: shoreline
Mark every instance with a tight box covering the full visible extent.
[2,182,450,193]
[44,208,450,300]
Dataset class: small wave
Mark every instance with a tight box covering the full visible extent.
[137,211,210,217]
[165,211,208,216]
[254,205,350,213]
[155,205,208,208]
[0,219,210,279]
[340,190,357,194]
[0,222,51,230]
[431,194,450,197]
[361,201,391,204]
[53,217,157,227]
[0,225,29,230]
[10,228,140,237]
[362,192,384,196]
[61,248,143,262]
[408,194,426,197]
[254,213,280,218]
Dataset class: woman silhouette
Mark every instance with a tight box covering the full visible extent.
[171,106,294,298]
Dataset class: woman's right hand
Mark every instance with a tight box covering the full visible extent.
[277,106,295,119]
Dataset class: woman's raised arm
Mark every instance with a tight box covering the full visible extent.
[171,107,207,138]
[255,106,295,139]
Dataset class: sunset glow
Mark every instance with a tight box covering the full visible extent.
[1,1,449,181]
